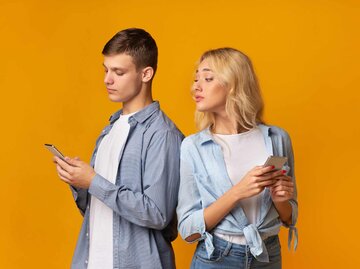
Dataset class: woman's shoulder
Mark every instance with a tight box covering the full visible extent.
[181,129,211,149]
[182,131,204,145]
[259,123,291,140]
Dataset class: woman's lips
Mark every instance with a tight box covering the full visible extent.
[194,96,204,102]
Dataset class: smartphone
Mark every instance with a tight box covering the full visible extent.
[44,144,67,162]
[263,156,288,171]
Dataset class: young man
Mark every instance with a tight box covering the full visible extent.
[53,28,184,269]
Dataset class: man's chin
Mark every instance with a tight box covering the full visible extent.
[108,95,124,103]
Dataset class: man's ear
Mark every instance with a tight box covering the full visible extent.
[142,67,154,83]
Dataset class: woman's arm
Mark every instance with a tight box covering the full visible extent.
[270,175,294,225]
[203,166,285,232]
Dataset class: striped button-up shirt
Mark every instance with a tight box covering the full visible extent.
[70,101,184,269]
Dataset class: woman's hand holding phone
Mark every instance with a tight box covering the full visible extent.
[231,166,285,201]
[269,175,294,202]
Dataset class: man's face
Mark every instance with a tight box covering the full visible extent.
[103,53,143,103]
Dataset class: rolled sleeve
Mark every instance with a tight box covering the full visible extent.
[284,132,298,250]
[177,141,207,243]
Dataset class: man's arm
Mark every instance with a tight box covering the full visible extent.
[54,129,183,229]
[69,186,88,216]
[88,129,182,229]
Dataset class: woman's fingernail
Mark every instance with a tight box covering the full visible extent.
[282,170,286,174]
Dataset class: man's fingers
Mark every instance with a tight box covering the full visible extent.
[56,164,72,180]
[65,157,82,167]
[54,156,74,170]
[58,174,72,184]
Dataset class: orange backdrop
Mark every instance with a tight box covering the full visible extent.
[1,0,359,268]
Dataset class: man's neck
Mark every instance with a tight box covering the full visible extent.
[122,96,153,115]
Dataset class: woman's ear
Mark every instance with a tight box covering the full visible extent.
[142,67,154,83]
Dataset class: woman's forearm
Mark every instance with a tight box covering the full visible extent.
[273,200,292,225]
[203,188,240,231]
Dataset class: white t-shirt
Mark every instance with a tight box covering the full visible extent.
[213,127,269,244]
[88,113,133,269]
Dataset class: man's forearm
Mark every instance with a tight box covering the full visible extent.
[88,174,174,229]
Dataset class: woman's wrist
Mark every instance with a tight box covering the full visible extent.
[273,200,292,224]
[228,186,245,204]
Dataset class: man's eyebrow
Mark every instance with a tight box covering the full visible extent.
[102,64,126,71]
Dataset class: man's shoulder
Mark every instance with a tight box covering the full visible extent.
[147,109,184,138]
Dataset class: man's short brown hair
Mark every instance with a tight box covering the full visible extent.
[102,28,158,74]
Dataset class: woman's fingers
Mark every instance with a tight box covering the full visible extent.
[258,179,278,187]
[252,165,275,176]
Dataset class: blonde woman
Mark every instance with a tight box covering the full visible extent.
[177,48,298,269]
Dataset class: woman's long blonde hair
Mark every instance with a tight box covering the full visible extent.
[194,48,264,132]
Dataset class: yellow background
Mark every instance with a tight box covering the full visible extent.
[1,0,359,268]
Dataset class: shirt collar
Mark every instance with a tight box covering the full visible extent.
[198,123,271,146]
[109,101,160,124]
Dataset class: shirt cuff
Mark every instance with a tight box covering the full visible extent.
[88,174,111,201]
[283,199,298,251]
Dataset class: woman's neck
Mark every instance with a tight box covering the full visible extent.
[212,113,243,134]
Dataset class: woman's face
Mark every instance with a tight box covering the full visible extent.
[192,59,229,114]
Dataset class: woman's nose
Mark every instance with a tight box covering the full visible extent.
[193,81,202,92]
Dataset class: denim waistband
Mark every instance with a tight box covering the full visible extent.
[211,234,278,251]
[199,234,279,268]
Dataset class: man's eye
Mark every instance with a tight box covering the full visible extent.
[116,72,124,76]
[194,79,198,82]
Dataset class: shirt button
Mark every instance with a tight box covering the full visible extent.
[86,233,89,237]
[85,260,88,264]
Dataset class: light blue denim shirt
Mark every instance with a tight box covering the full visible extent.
[70,102,184,269]
[177,124,298,262]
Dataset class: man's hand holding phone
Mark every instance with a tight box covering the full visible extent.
[46,144,96,189]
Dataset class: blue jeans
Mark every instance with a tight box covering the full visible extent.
[190,235,281,269]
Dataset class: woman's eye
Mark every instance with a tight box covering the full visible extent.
[194,79,198,82]
[205,77,213,82]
